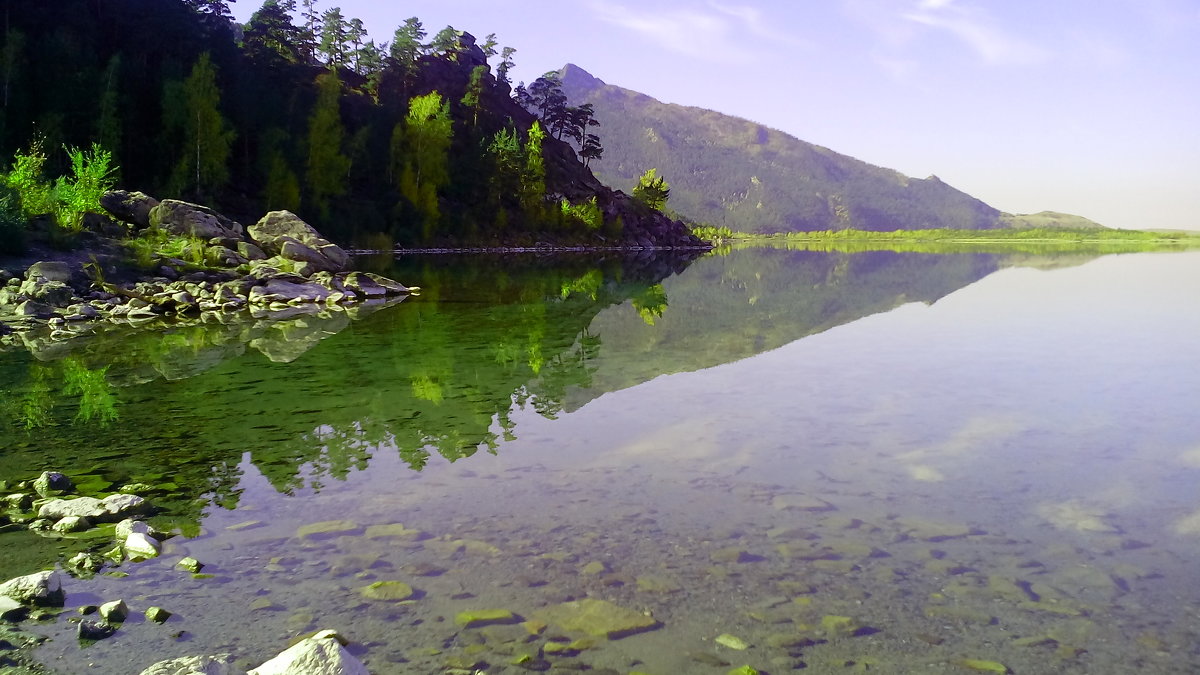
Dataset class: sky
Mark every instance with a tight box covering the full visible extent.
[232,0,1200,231]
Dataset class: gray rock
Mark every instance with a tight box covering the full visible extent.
[78,619,117,641]
[52,516,92,533]
[66,552,106,575]
[0,595,27,621]
[238,241,268,261]
[279,238,336,272]
[248,629,367,675]
[100,190,160,228]
[138,654,245,675]
[248,279,333,305]
[124,532,162,559]
[248,211,350,274]
[101,493,151,520]
[149,200,244,241]
[99,599,129,623]
[24,261,72,283]
[0,571,64,606]
[12,300,53,318]
[33,471,74,498]
[39,497,106,520]
[28,280,77,306]
[115,518,154,540]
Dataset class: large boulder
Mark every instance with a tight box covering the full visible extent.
[248,211,350,274]
[100,190,160,228]
[38,497,106,520]
[149,200,244,241]
[24,261,72,284]
[248,630,367,675]
[0,570,65,606]
[139,654,245,675]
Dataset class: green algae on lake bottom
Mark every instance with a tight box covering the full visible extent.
[1,249,1199,674]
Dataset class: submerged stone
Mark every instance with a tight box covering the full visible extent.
[146,606,172,623]
[895,517,976,541]
[455,609,517,628]
[715,633,750,650]
[771,494,835,511]
[534,599,660,639]
[295,520,360,540]
[358,581,413,601]
[363,523,426,540]
[958,659,1011,673]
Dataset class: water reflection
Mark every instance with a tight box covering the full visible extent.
[4,248,1200,673]
[1,248,1098,503]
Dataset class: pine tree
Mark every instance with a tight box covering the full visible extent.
[170,52,234,199]
[318,7,348,67]
[429,26,459,58]
[496,46,516,85]
[244,0,304,65]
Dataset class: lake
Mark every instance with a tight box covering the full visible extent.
[2,247,1199,674]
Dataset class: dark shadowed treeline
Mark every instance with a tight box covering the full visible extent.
[0,0,684,248]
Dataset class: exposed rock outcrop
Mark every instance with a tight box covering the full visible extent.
[0,195,416,349]
[99,190,160,229]
[149,200,244,242]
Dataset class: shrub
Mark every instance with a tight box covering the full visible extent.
[55,143,116,231]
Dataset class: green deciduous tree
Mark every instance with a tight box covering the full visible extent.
[398,91,453,239]
[521,121,546,214]
[306,71,350,217]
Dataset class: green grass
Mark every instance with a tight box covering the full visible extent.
[691,225,1200,254]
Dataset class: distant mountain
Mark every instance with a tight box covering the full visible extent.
[560,64,1047,233]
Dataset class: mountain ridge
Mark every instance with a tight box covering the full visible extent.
[558,64,1098,233]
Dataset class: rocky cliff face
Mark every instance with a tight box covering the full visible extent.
[559,63,1004,233]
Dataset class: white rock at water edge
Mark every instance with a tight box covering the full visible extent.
[138,654,245,675]
[125,532,162,559]
[0,570,63,605]
[248,629,368,675]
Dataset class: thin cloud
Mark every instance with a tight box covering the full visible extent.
[586,1,804,63]
[902,1,1050,65]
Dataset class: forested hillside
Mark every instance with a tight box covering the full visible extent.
[557,64,1006,233]
[0,1,700,248]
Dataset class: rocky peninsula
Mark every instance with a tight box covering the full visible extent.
[0,190,415,350]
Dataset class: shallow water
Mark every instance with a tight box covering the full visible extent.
[2,248,1200,674]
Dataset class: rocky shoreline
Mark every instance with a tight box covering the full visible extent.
[0,470,370,674]
[0,192,416,349]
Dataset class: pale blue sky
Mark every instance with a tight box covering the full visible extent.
[234,0,1200,230]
